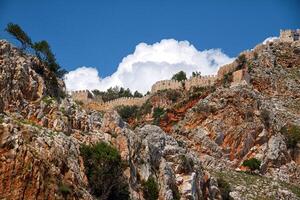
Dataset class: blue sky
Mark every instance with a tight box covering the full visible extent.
[0,0,299,92]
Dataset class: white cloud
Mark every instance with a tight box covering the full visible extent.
[64,67,101,91]
[64,39,234,93]
[262,36,278,45]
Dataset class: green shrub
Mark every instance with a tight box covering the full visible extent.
[236,54,247,70]
[42,96,55,106]
[222,72,233,88]
[171,71,187,82]
[217,178,232,200]
[242,158,261,171]
[152,107,165,125]
[166,90,181,102]
[280,124,300,149]
[143,176,159,200]
[80,142,129,199]
[140,100,153,115]
[117,105,139,121]
[92,86,141,102]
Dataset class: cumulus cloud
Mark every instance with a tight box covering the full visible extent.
[64,39,234,93]
[64,67,101,91]
[262,36,278,45]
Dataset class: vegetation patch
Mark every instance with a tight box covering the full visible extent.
[93,86,143,102]
[42,96,55,106]
[152,107,166,125]
[80,142,129,199]
[166,89,181,102]
[217,177,233,200]
[5,23,66,78]
[142,176,159,200]
[280,124,300,149]
[236,54,247,70]
[171,71,187,82]
[222,72,233,88]
[117,105,139,122]
[242,158,261,172]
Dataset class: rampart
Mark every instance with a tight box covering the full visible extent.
[86,95,150,111]
[280,29,300,42]
[71,90,94,103]
[217,62,238,78]
[151,80,182,93]
[185,75,217,90]
[72,30,300,111]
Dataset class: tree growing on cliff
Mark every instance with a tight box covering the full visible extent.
[32,40,66,77]
[5,23,66,78]
[171,71,187,82]
[80,142,129,199]
[5,23,32,49]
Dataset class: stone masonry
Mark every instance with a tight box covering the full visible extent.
[280,29,300,42]
[71,30,299,111]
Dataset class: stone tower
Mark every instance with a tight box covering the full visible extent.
[280,29,300,42]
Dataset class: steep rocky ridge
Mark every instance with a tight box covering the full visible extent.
[1,36,300,200]
[0,40,220,200]
[117,39,300,199]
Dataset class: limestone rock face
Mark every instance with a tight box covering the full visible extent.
[0,40,65,113]
[0,116,99,200]
[1,37,300,200]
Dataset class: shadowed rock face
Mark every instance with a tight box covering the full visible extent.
[1,37,300,200]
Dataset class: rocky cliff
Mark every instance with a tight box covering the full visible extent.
[0,40,219,200]
[0,37,300,200]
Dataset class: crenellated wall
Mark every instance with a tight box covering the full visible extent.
[185,75,217,90]
[71,90,94,103]
[217,62,238,78]
[280,29,300,42]
[151,80,182,93]
[72,30,300,111]
[85,95,150,111]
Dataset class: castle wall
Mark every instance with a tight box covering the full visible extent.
[217,62,238,79]
[185,75,217,90]
[151,80,182,93]
[231,69,250,87]
[71,90,93,103]
[280,29,300,42]
[86,95,150,111]
[74,29,300,111]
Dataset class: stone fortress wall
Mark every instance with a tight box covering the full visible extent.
[279,29,300,42]
[71,30,299,111]
[71,90,94,103]
[151,80,182,93]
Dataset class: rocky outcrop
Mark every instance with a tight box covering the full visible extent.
[0,40,65,113]
[1,36,300,200]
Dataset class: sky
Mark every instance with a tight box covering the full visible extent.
[0,0,299,93]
